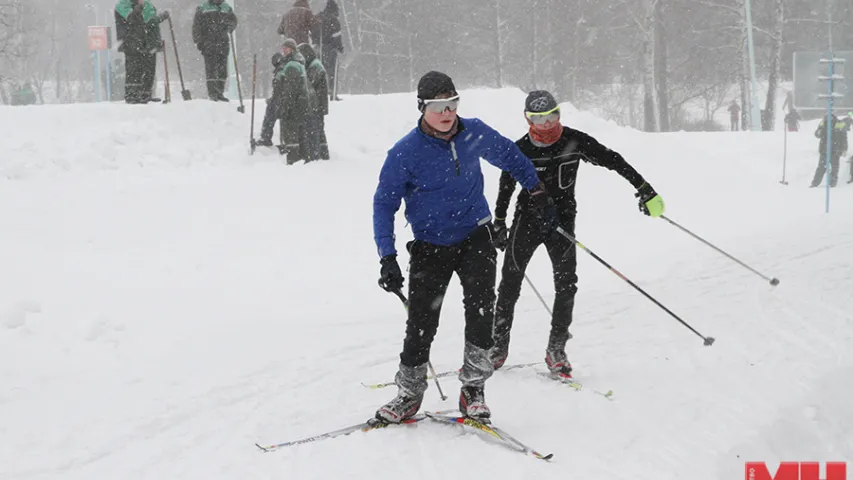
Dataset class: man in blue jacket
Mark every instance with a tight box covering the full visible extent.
[372,71,557,424]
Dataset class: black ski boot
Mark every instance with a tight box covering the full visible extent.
[373,363,427,424]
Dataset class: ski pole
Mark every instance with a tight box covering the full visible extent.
[780,125,788,185]
[161,40,171,104]
[555,226,715,346]
[167,16,191,101]
[250,53,257,155]
[659,215,779,286]
[229,32,245,113]
[391,288,448,401]
[522,273,572,339]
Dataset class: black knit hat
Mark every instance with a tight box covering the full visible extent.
[525,90,558,113]
[417,71,457,100]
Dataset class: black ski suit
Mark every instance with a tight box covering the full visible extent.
[192,0,237,100]
[493,127,648,352]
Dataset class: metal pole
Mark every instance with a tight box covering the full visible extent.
[825,2,833,213]
[105,48,112,101]
[744,0,762,131]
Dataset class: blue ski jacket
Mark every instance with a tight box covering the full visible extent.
[373,117,540,258]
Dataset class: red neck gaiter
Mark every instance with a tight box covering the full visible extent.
[529,122,563,146]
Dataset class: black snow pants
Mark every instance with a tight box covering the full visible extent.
[203,53,228,99]
[399,224,497,368]
[124,52,156,103]
[494,208,577,353]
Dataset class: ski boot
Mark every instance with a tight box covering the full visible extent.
[459,385,490,423]
[371,363,427,425]
[545,349,573,382]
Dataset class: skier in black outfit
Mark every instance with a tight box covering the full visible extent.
[490,90,666,380]
[372,73,557,424]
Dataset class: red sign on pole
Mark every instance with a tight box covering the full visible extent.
[88,26,109,51]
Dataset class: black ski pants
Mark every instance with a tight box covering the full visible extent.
[203,53,228,99]
[495,208,577,352]
[811,152,841,187]
[399,224,497,368]
[124,52,156,103]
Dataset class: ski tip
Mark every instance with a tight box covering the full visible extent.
[538,453,554,460]
[255,443,271,452]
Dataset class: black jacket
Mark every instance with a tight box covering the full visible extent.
[192,0,237,57]
[272,51,310,123]
[495,127,646,222]
[114,1,164,55]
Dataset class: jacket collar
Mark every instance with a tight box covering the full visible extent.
[416,116,466,145]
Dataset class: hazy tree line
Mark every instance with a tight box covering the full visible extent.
[1,0,851,131]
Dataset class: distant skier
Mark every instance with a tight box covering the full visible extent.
[784,109,801,132]
[810,112,850,188]
[192,0,237,101]
[297,43,330,160]
[372,71,557,424]
[489,90,666,380]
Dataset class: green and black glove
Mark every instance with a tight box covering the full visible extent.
[635,182,665,218]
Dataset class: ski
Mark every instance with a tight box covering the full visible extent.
[424,412,553,461]
[362,362,542,390]
[536,372,614,400]
[255,409,459,452]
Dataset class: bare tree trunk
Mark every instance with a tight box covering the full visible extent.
[531,0,537,90]
[494,0,503,88]
[641,0,659,132]
[654,0,670,131]
[763,0,783,131]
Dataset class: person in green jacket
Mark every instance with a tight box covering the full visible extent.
[274,39,311,164]
[192,0,237,101]
[297,43,329,160]
[811,113,851,188]
[115,0,169,104]
[10,82,37,106]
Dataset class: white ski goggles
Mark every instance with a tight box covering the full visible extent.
[422,95,460,113]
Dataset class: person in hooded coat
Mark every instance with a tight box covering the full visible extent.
[297,43,330,160]
[311,0,344,101]
[278,0,314,45]
[256,52,287,148]
[274,39,312,164]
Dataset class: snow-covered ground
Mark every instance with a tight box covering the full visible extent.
[1,88,852,479]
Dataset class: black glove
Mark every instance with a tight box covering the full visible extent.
[530,183,559,236]
[378,255,404,292]
[492,219,508,251]
[158,10,170,22]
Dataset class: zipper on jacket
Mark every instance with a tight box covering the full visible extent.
[450,141,460,176]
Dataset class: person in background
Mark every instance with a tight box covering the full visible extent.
[278,0,313,45]
[115,0,169,104]
[255,52,287,148]
[297,43,330,160]
[274,39,311,164]
[811,112,850,188]
[311,0,344,101]
[728,100,740,131]
[192,0,237,102]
